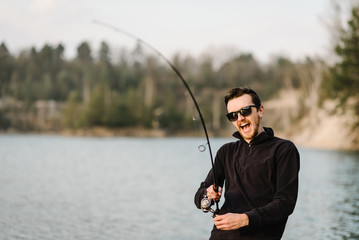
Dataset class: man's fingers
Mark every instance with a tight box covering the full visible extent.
[205,186,221,202]
[214,215,236,230]
[213,213,249,230]
[207,185,222,201]
[214,215,229,230]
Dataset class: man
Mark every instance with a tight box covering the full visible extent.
[194,87,300,240]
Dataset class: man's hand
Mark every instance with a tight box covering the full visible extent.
[214,213,249,230]
[206,185,222,202]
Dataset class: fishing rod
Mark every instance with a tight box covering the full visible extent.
[92,20,219,216]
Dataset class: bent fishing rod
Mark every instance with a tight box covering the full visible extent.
[92,20,219,215]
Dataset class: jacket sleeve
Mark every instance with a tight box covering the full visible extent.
[245,141,300,227]
[194,169,214,209]
[194,146,226,209]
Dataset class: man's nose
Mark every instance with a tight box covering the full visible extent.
[236,113,245,121]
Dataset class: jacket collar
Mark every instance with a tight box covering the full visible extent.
[233,127,274,145]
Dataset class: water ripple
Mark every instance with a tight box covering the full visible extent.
[0,136,358,240]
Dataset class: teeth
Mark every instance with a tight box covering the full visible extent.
[241,123,249,128]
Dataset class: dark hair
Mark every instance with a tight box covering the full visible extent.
[224,87,261,107]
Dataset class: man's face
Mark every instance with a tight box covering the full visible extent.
[227,94,264,143]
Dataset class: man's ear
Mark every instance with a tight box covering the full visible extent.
[258,105,264,118]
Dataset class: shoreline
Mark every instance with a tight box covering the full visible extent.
[2,127,358,152]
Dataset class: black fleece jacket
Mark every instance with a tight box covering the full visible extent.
[194,128,300,240]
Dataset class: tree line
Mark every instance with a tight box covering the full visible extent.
[0,3,358,134]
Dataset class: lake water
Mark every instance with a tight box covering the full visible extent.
[0,135,358,240]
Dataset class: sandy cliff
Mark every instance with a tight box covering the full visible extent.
[264,90,359,151]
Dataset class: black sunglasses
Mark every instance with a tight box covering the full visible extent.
[226,105,259,122]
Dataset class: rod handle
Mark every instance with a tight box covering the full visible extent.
[213,184,219,193]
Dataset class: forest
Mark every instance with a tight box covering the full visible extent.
[0,4,358,139]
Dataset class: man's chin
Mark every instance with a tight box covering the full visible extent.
[238,129,258,142]
[238,131,252,141]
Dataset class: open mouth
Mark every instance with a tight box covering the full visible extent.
[240,123,251,132]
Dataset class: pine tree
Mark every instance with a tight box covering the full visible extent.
[328,4,359,119]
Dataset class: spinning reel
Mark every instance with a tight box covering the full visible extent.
[201,195,219,217]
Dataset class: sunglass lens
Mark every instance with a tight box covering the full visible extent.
[240,107,252,117]
[226,112,237,122]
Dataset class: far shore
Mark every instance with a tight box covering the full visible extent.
[1,126,358,152]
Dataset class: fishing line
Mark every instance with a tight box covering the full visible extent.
[183,90,198,130]
[92,20,220,215]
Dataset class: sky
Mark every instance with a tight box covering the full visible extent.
[0,0,349,63]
